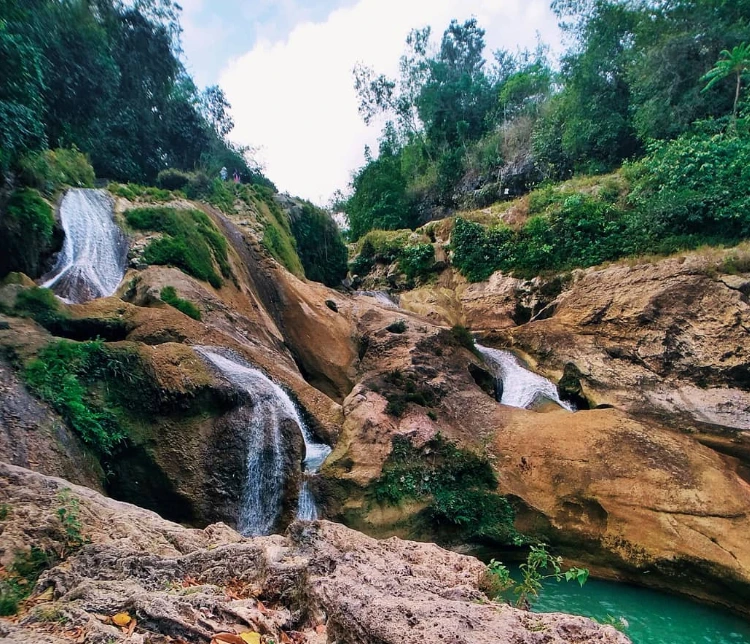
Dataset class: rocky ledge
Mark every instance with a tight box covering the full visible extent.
[0,462,628,644]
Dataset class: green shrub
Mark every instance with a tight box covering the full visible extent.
[160,286,201,320]
[126,207,231,287]
[372,435,523,545]
[18,148,95,195]
[108,183,177,203]
[349,253,375,276]
[358,230,411,262]
[350,230,433,279]
[453,127,750,282]
[399,243,435,280]
[629,128,750,241]
[386,319,407,333]
[23,340,127,454]
[156,168,191,191]
[0,188,55,278]
[184,172,212,199]
[381,369,438,417]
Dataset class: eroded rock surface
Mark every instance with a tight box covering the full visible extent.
[0,462,629,644]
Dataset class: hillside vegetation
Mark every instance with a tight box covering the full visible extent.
[0,0,348,288]
[340,0,750,282]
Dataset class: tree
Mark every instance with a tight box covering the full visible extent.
[289,202,348,287]
[201,85,234,138]
[343,137,415,240]
[702,43,750,126]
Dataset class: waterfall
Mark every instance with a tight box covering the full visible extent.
[476,344,574,411]
[195,348,331,534]
[355,290,399,308]
[41,189,127,303]
[297,419,332,521]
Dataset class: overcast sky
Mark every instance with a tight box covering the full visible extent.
[180,0,561,205]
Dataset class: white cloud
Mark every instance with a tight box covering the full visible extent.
[219,0,560,205]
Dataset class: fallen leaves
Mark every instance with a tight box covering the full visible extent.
[224,578,255,601]
[211,632,260,644]
[62,626,86,643]
[112,612,132,627]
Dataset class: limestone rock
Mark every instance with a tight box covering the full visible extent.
[0,462,629,644]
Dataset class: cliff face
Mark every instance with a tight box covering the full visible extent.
[0,462,629,644]
[2,188,750,618]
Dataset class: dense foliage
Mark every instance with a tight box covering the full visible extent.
[340,2,750,251]
[18,148,95,195]
[0,188,56,278]
[289,201,348,287]
[0,0,271,185]
[373,435,524,545]
[126,207,231,288]
[349,229,436,283]
[451,124,750,280]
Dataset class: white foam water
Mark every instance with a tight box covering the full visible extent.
[476,344,574,411]
[41,189,127,303]
[195,348,331,534]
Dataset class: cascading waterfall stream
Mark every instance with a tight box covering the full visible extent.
[195,348,331,535]
[41,188,127,303]
[476,344,574,411]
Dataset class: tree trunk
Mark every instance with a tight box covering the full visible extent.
[732,72,741,131]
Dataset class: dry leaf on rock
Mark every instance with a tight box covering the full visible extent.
[239,633,261,644]
[112,612,132,627]
[212,633,245,644]
[33,587,54,603]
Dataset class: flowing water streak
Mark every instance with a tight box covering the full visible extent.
[195,348,331,533]
[296,408,332,522]
[476,344,573,411]
[41,189,127,303]
[355,290,400,309]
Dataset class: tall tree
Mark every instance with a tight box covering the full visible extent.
[702,43,750,126]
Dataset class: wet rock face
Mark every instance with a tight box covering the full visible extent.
[0,356,103,490]
[0,463,630,644]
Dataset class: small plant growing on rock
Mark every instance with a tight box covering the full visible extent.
[483,545,589,609]
[56,489,85,554]
[386,319,407,333]
[0,547,52,616]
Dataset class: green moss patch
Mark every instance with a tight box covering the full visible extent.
[21,340,149,455]
[160,286,201,320]
[125,207,232,288]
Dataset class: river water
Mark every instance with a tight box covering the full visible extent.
[533,576,750,643]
